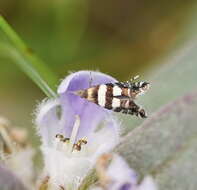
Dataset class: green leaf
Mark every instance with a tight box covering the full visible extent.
[117,91,197,190]
[154,136,197,190]
[120,40,197,133]
[0,16,59,98]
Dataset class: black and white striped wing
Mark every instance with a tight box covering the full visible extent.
[104,97,147,118]
[75,84,147,118]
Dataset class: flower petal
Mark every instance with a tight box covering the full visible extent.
[57,71,117,139]
[88,116,120,161]
[107,155,138,186]
[137,176,157,190]
[35,99,63,145]
[41,146,92,189]
[0,164,27,190]
[58,71,117,94]
[4,149,35,189]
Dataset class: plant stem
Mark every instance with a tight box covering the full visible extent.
[0,15,59,98]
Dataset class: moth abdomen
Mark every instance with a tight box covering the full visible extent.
[75,86,99,104]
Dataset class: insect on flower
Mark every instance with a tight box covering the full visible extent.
[74,75,150,118]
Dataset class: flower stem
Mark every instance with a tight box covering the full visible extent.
[0,16,59,98]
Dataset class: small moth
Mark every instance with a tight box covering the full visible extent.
[75,75,150,118]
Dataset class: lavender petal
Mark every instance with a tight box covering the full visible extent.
[0,164,27,190]
[58,71,117,139]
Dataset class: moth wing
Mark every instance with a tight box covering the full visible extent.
[112,95,130,100]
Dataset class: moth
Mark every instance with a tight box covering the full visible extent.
[75,75,150,118]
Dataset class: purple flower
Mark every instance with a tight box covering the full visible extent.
[35,71,120,189]
[92,154,157,190]
[58,70,120,139]
[106,155,137,189]
[0,164,27,190]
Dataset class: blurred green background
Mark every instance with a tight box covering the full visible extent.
[0,0,197,145]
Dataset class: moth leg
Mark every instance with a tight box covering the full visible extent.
[127,109,134,115]
[113,107,122,112]
[122,109,128,114]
